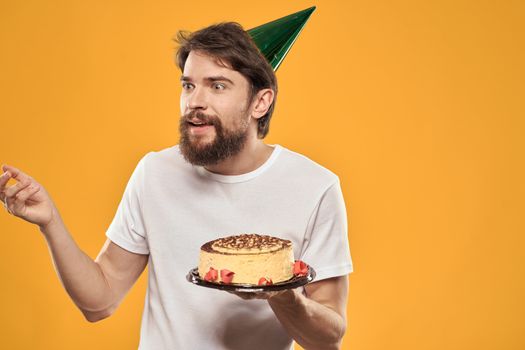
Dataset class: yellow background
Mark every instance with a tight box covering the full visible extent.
[1,0,524,349]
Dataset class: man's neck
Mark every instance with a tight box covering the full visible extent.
[204,138,275,176]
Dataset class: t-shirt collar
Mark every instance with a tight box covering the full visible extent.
[195,144,282,183]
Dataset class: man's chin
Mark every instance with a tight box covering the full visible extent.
[187,138,214,150]
[188,130,216,143]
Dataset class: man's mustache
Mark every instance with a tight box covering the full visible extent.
[183,111,218,125]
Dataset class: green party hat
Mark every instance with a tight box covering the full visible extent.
[247,6,316,72]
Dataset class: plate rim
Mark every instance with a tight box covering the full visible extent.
[186,264,316,292]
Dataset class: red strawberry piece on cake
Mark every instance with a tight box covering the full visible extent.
[204,267,218,282]
[258,277,273,286]
[293,260,308,277]
[220,269,235,284]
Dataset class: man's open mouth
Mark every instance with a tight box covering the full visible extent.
[188,121,212,127]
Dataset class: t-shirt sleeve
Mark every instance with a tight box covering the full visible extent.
[300,179,353,281]
[105,154,150,255]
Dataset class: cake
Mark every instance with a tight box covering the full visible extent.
[198,233,296,285]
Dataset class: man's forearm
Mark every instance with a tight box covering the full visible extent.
[268,289,346,350]
[39,216,115,320]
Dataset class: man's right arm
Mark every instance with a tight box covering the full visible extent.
[41,218,148,322]
[1,164,148,322]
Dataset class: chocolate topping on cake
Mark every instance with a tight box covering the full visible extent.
[202,234,291,255]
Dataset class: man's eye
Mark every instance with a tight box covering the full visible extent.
[182,83,193,90]
[213,83,226,90]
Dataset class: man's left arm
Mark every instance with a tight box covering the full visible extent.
[267,275,348,350]
[229,274,348,350]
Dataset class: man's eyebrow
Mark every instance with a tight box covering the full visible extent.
[180,75,235,85]
[206,76,235,85]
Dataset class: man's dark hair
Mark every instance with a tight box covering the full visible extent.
[174,22,278,139]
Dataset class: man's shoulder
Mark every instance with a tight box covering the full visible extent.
[137,144,189,172]
[142,144,183,162]
[277,144,339,185]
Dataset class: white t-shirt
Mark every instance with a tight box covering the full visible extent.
[106,143,353,350]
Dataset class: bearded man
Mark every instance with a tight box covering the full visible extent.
[1,13,353,350]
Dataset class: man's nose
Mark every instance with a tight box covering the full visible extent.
[185,86,208,111]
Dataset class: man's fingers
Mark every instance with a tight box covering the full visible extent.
[2,164,31,185]
[0,171,11,191]
[5,179,31,198]
[12,184,40,213]
[236,293,256,300]
[14,184,40,204]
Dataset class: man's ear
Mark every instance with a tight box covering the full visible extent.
[251,88,275,120]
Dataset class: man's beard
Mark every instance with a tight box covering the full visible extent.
[179,110,249,166]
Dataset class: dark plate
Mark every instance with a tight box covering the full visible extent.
[186,266,316,293]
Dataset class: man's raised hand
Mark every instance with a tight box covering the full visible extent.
[1,164,59,230]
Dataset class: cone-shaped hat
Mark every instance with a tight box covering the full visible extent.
[247,6,316,72]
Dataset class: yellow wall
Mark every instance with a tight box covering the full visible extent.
[1,1,524,349]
